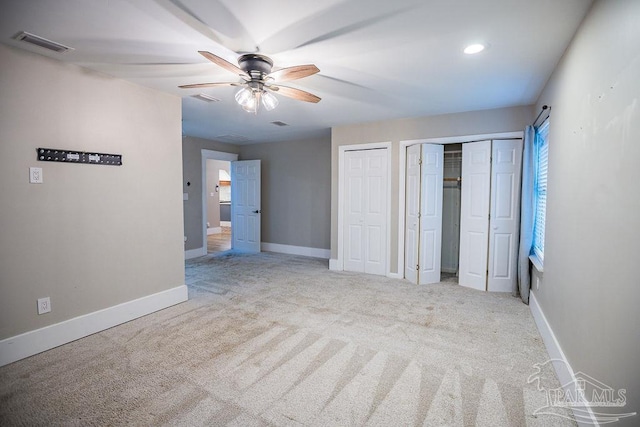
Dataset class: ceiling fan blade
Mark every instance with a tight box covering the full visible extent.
[160,0,257,53]
[260,2,420,54]
[267,65,320,82]
[270,85,321,103]
[198,51,248,78]
[179,82,243,89]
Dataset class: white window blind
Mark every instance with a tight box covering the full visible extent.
[533,122,549,261]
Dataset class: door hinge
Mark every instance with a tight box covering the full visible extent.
[418,158,422,165]
[418,212,421,218]
[416,264,420,270]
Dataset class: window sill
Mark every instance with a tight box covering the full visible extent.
[529,254,544,273]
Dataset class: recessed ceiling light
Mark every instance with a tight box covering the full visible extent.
[464,44,485,55]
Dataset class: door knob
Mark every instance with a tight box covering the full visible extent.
[253,210,261,214]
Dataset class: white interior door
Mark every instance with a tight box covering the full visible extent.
[344,149,388,275]
[488,139,523,292]
[419,144,444,284]
[459,141,492,290]
[231,160,261,253]
[404,144,421,283]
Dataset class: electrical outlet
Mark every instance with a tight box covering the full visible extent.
[29,167,43,184]
[37,297,51,315]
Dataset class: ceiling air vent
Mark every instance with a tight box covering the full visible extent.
[215,134,249,144]
[271,121,289,127]
[192,93,220,103]
[13,31,74,53]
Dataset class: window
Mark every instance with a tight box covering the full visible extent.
[532,121,549,261]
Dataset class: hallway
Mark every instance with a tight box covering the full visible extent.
[207,226,231,253]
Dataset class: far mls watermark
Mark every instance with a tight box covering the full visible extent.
[528,359,636,425]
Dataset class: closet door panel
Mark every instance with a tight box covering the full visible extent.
[488,139,522,292]
[363,149,388,276]
[419,144,443,284]
[459,140,492,291]
[344,152,366,272]
[404,144,421,283]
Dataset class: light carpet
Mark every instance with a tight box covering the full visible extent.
[0,251,575,426]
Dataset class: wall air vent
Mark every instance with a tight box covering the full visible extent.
[271,121,289,127]
[192,93,220,103]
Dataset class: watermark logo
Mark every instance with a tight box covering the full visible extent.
[527,359,636,425]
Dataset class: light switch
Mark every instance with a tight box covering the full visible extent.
[29,167,43,184]
[183,192,189,201]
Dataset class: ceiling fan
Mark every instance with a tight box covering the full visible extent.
[179,51,321,113]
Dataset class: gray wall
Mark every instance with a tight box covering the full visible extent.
[330,105,532,273]
[532,0,640,423]
[182,136,239,251]
[0,44,184,339]
[239,136,331,250]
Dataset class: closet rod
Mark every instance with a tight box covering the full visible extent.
[532,105,551,128]
[443,177,461,182]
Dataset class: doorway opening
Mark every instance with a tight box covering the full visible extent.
[399,133,523,290]
[201,149,238,255]
[206,160,232,253]
[441,144,462,283]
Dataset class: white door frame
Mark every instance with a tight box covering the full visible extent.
[337,141,392,275]
[201,149,238,254]
[398,132,522,281]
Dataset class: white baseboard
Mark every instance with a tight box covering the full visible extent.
[185,247,206,259]
[0,285,188,367]
[328,259,400,278]
[261,242,330,259]
[529,291,598,427]
[220,221,231,227]
[207,227,222,235]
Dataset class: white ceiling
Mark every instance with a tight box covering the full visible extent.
[1,0,593,144]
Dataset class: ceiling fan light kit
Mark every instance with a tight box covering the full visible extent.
[180,51,320,114]
[261,91,279,111]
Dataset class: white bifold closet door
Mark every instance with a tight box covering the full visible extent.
[404,144,421,283]
[404,144,444,284]
[487,139,522,292]
[459,141,492,290]
[344,149,388,276]
[459,139,523,291]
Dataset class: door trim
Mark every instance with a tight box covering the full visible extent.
[398,131,522,280]
[201,149,238,254]
[337,142,392,275]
